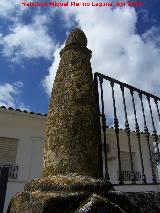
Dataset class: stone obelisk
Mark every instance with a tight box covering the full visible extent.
[43,28,100,178]
[8,29,113,213]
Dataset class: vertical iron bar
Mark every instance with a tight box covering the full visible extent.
[147,96,160,163]
[154,99,160,122]
[99,76,110,180]
[120,85,136,183]
[94,73,103,179]
[130,90,147,183]
[139,93,156,183]
[0,167,9,213]
[110,82,124,184]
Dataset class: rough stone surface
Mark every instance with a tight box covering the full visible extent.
[122,192,160,212]
[43,28,100,178]
[65,28,87,47]
[8,175,160,212]
[24,174,113,192]
[8,174,113,213]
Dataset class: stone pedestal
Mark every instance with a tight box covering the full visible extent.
[8,174,160,212]
[8,174,115,213]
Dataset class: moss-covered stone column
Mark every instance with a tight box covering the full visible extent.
[43,28,100,178]
[8,29,114,213]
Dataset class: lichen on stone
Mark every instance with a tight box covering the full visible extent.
[43,28,101,178]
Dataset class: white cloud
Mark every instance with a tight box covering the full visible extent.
[0,14,55,62]
[0,81,29,110]
[42,45,63,96]
[0,0,17,18]
[0,0,27,20]
[43,6,160,132]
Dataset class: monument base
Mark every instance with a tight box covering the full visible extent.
[8,174,126,213]
[8,174,160,212]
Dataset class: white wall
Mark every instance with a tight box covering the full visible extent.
[0,109,46,212]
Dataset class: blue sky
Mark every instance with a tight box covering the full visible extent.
[0,0,160,115]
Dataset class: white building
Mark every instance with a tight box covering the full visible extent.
[0,106,160,212]
[0,106,46,212]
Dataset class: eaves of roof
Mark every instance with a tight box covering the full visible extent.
[0,106,47,117]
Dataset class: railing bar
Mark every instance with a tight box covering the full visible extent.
[120,85,136,183]
[16,166,18,178]
[130,90,147,183]
[94,73,103,179]
[154,99,160,122]
[139,93,157,183]
[110,81,124,184]
[95,72,160,101]
[99,76,110,181]
[147,96,160,163]
[0,167,9,212]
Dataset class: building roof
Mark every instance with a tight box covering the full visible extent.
[0,106,47,117]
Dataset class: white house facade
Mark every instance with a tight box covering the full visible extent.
[0,107,46,212]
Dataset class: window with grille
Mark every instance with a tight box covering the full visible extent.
[0,137,18,179]
[118,151,141,181]
[120,151,136,171]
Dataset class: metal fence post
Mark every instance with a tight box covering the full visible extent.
[0,167,9,213]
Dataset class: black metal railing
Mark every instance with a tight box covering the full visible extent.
[94,72,160,185]
[117,171,141,181]
[0,165,18,212]
[0,165,18,179]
